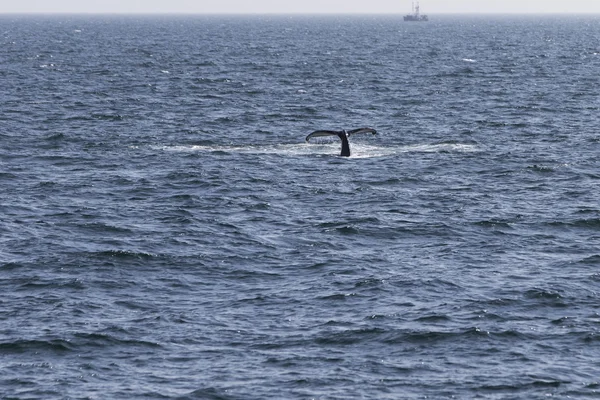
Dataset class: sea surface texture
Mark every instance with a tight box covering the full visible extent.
[1,14,600,399]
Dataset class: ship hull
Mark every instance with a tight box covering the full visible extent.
[404,15,429,21]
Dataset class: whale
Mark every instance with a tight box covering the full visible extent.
[305,127,377,157]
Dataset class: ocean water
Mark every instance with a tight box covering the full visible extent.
[1,13,600,399]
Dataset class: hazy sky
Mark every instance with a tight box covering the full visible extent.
[1,0,600,15]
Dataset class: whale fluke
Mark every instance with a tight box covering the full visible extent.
[305,127,377,157]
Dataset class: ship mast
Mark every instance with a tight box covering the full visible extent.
[404,1,428,22]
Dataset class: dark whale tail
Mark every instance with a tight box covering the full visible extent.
[305,127,377,157]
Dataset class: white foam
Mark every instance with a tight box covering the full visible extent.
[406,143,479,153]
[158,141,479,158]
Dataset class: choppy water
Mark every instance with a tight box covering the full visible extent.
[1,14,600,399]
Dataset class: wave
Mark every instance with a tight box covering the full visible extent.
[177,387,237,400]
[0,339,73,354]
[79,222,134,234]
[18,278,86,291]
[579,255,600,264]
[93,249,157,260]
[473,219,514,229]
[308,326,539,348]
[72,332,162,349]
[546,218,600,229]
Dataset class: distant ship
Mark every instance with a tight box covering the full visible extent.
[404,1,428,21]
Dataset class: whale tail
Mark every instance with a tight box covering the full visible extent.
[305,127,377,142]
[305,127,377,157]
[346,127,377,137]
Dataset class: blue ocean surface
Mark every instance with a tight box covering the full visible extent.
[1,14,600,399]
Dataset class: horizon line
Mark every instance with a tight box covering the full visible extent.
[1,11,599,16]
